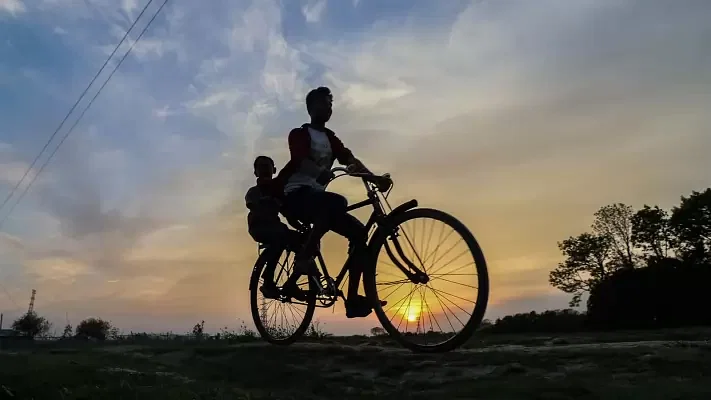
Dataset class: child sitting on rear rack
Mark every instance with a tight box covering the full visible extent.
[245,155,304,299]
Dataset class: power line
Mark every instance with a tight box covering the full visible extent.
[0,0,156,217]
[0,0,170,229]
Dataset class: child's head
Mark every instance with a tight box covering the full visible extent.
[253,155,276,179]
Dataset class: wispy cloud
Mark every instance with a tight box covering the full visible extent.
[302,0,326,23]
[0,0,25,16]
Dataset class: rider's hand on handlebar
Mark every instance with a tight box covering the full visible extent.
[373,175,392,193]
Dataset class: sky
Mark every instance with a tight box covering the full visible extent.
[0,0,709,336]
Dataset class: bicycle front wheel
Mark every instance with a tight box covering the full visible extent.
[363,207,489,353]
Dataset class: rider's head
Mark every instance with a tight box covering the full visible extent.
[306,86,333,124]
[253,155,276,179]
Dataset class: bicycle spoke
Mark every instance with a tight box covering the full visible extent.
[430,276,478,290]
[428,246,472,277]
[426,285,473,317]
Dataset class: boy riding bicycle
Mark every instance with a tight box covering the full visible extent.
[272,86,391,318]
[245,155,304,299]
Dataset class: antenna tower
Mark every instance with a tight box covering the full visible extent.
[27,289,36,314]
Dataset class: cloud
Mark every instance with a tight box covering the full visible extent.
[0,0,710,334]
[302,0,326,23]
[0,0,25,16]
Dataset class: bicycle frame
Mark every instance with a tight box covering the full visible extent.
[308,167,428,302]
[256,167,428,306]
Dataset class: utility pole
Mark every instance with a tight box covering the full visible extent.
[0,313,3,330]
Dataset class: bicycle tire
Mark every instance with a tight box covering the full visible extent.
[249,248,317,346]
[363,207,489,353]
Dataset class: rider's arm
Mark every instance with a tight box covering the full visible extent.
[329,132,391,191]
[329,133,373,174]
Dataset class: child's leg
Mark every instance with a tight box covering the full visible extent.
[260,224,291,283]
[260,245,282,282]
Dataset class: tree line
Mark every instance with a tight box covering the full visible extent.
[5,312,119,340]
[549,187,711,330]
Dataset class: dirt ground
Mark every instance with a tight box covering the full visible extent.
[1,334,711,399]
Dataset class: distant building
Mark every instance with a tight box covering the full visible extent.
[0,329,18,337]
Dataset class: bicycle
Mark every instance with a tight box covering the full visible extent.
[248,167,489,353]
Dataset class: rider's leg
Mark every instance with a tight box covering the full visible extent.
[257,224,290,299]
[288,188,347,272]
[259,244,282,299]
[260,223,290,280]
[326,208,388,318]
[328,212,368,299]
[281,189,346,295]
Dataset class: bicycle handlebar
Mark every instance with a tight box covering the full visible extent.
[326,166,393,195]
[330,166,391,180]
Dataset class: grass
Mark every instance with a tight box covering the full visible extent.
[1,329,711,399]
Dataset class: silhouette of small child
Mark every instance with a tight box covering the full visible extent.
[245,156,302,299]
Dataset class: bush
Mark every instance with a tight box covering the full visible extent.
[486,309,586,334]
[305,320,332,340]
[75,317,118,341]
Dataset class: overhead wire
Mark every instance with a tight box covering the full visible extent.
[0,0,171,230]
[0,0,156,218]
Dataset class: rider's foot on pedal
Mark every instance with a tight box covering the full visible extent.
[293,257,321,277]
[345,295,386,319]
[259,281,280,300]
[280,281,309,302]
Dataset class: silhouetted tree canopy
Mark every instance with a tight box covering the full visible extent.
[631,205,676,263]
[11,311,51,338]
[549,187,711,330]
[549,232,619,307]
[670,189,711,264]
[592,203,636,269]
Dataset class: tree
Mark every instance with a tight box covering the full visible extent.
[75,317,116,341]
[11,311,51,338]
[670,189,711,264]
[192,320,205,340]
[61,323,73,338]
[549,233,617,307]
[592,203,636,269]
[631,205,674,261]
[370,327,386,336]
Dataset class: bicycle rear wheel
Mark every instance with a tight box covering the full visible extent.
[249,247,316,346]
[363,208,489,353]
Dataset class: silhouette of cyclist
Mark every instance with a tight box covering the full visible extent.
[273,86,391,318]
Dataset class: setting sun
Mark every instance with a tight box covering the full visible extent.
[405,304,421,323]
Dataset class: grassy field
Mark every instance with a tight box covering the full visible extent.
[1,329,711,399]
